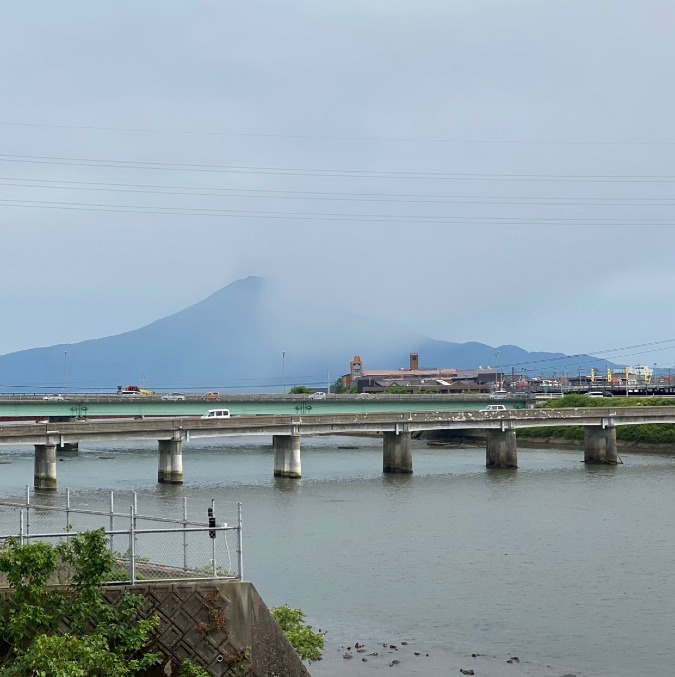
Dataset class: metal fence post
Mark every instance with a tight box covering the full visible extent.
[109,491,115,555]
[129,506,136,584]
[25,485,30,537]
[237,501,243,581]
[182,497,188,571]
[19,508,25,545]
[211,499,216,578]
[65,488,71,540]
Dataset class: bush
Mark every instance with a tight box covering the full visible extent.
[0,530,160,677]
[270,605,325,662]
[289,386,314,394]
[530,395,675,444]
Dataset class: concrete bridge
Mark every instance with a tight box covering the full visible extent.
[0,392,529,420]
[2,406,674,490]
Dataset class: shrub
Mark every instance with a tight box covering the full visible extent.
[270,605,325,662]
[0,530,160,677]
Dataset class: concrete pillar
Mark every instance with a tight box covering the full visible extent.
[273,435,301,478]
[383,431,413,474]
[486,429,518,468]
[34,441,58,490]
[158,434,184,483]
[584,425,618,464]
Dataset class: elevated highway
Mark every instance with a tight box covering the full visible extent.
[2,406,673,490]
[0,393,528,421]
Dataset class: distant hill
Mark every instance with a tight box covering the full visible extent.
[0,276,615,393]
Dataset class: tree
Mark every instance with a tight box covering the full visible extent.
[270,605,325,662]
[0,530,160,676]
[289,386,313,394]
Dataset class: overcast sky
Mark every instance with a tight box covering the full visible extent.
[1,1,675,368]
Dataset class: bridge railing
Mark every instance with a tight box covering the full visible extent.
[0,490,242,586]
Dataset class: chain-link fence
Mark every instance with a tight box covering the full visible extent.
[0,489,242,586]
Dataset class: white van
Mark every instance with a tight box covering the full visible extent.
[308,392,326,400]
[201,409,231,419]
[480,404,508,413]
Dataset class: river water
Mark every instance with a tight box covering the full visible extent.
[1,436,673,676]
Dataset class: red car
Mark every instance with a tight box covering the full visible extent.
[203,392,220,401]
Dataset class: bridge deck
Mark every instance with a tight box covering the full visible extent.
[1,406,674,446]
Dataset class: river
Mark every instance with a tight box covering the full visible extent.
[1,435,673,676]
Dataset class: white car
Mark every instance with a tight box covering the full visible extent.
[490,390,509,399]
[42,394,65,401]
[308,392,326,400]
[161,393,186,401]
[201,409,231,419]
[480,404,507,413]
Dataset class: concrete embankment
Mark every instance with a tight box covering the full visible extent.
[0,580,309,677]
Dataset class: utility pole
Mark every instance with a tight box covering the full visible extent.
[282,352,286,395]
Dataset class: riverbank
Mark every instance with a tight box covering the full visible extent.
[421,430,675,454]
[516,437,675,454]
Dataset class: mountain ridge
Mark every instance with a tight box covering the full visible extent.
[0,277,613,392]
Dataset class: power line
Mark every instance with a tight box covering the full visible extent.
[0,119,673,146]
[2,152,675,182]
[500,339,675,372]
[2,176,675,206]
[2,197,675,225]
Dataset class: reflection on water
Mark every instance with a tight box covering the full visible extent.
[1,437,674,676]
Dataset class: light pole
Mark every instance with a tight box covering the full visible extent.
[282,352,286,395]
[64,351,68,396]
[494,351,499,389]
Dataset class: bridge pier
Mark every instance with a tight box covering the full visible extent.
[584,425,618,464]
[273,434,301,478]
[34,438,58,490]
[486,429,518,468]
[383,431,413,473]
[158,433,184,483]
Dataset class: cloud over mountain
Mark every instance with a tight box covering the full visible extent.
[0,277,608,393]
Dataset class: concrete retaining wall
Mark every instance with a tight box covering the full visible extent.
[109,580,310,677]
[1,580,309,677]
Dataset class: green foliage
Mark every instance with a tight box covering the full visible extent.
[0,530,160,676]
[527,395,675,444]
[539,394,675,409]
[178,659,211,677]
[289,386,314,394]
[385,385,407,394]
[518,425,584,440]
[270,605,325,662]
[333,378,348,394]
[617,423,675,444]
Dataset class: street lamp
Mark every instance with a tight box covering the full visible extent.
[64,351,68,396]
[282,352,286,395]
